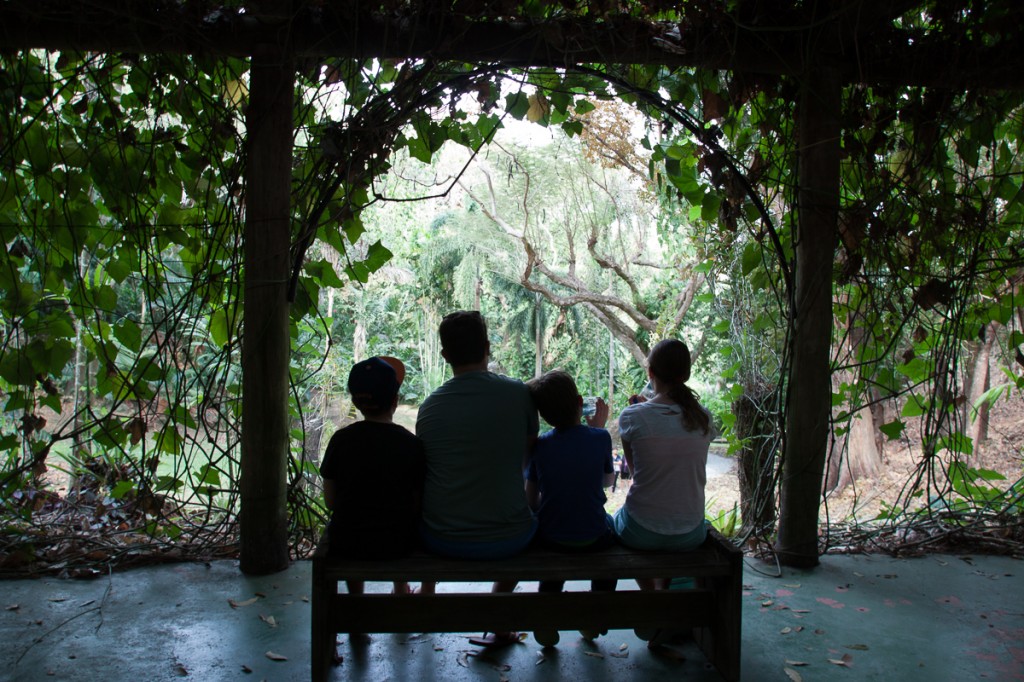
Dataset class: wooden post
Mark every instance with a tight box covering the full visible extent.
[239,44,294,575]
[775,64,841,567]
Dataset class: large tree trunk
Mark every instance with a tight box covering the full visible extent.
[239,44,294,575]
[776,64,841,568]
[733,384,778,537]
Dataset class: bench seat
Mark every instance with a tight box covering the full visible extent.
[311,528,742,681]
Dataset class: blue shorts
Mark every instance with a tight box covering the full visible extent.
[419,518,538,560]
[612,507,708,551]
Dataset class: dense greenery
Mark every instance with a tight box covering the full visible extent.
[2,2,1023,571]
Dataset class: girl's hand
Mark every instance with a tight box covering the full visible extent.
[585,397,610,428]
[628,394,647,405]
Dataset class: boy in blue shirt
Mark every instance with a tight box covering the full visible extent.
[525,370,616,647]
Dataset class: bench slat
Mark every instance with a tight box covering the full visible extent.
[327,590,715,633]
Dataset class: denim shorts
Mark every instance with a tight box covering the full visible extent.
[612,507,708,551]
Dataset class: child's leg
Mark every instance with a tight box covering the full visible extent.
[420,582,436,594]
[346,580,365,594]
[392,581,410,594]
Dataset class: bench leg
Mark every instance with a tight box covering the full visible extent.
[694,572,742,682]
[311,560,335,682]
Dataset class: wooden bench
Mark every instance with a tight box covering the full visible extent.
[311,528,742,681]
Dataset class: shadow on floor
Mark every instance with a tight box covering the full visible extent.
[1,552,1021,681]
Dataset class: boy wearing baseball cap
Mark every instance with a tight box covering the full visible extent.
[320,356,426,596]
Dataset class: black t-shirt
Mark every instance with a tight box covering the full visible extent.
[320,420,426,558]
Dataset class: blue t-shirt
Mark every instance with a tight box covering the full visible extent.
[526,425,614,543]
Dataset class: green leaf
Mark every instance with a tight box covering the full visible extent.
[363,240,393,273]
[113,319,142,352]
[901,394,927,418]
[110,480,135,500]
[741,242,761,275]
[196,463,221,487]
[879,420,905,440]
[505,92,531,120]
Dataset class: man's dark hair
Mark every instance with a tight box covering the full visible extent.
[439,310,489,367]
[527,370,580,429]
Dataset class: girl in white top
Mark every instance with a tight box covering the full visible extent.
[614,339,714,588]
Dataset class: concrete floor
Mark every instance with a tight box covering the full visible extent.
[1,552,1021,682]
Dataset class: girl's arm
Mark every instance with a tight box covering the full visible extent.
[621,440,636,476]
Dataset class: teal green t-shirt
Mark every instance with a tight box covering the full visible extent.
[416,371,538,543]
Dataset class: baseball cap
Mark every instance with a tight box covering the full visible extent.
[347,356,406,412]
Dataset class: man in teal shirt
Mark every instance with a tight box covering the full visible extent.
[416,310,538,558]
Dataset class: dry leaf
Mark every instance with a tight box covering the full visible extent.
[792,609,811,613]
[845,643,869,651]
[457,652,471,668]
[827,653,854,667]
[609,651,629,659]
[265,651,288,662]
[301,595,309,602]
[761,600,774,607]
[584,651,605,659]
[5,604,19,611]
[255,592,267,598]
[229,597,259,608]
[174,662,188,676]
[780,627,792,634]
[785,660,808,666]
[619,643,629,651]
[241,664,252,674]
[536,653,546,666]
[492,663,512,672]
[784,667,803,681]
[259,614,277,627]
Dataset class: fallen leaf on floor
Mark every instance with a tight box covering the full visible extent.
[301,595,309,602]
[844,643,869,651]
[433,646,444,652]
[584,651,605,659]
[619,643,629,651]
[492,663,512,672]
[47,597,67,603]
[827,653,853,667]
[536,653,546,665]
[792,609,811,613]
[255,592,268,598]
[174,662,188,676]
[229,597,260,608]
[265,651,288,661]
[780,627,792,634]
[5,604,18,611]
[241,664,252,674]
[785,660,808,666]
[784,667,803,681]
[609,651,629,659]
[794,626,805,632]
[457,653,470,668]
[784,583,801,588]
[761,600,774,607]
[259,614,277,627]
[814,629,826,635]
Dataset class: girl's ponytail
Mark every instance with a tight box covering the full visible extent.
[647,339,710,435]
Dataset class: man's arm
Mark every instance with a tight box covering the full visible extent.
[323,479,337,509]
